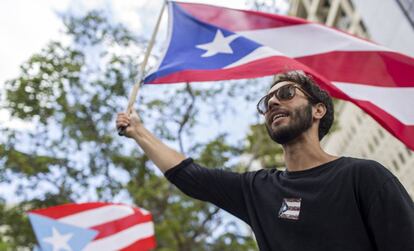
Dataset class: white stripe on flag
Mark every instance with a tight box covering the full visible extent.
[281,210,300,217]
[238,24,393,57]
[83,222,155,251]
[59,205,135,228]
[333,82,414,125]
[224,46,283,68]
[139,207,151,216]
[285,201,301,208]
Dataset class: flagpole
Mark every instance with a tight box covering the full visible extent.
[118,0,167,135]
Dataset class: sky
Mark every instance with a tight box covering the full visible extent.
[0,0,67,129]
[0,0,256,130]
[0,1,68,86]
[0,0,249,87]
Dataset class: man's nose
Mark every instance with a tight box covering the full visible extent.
[267,94,281,110]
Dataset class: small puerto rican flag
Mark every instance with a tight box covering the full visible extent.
[278,198,302,220]
[28,202,156,251]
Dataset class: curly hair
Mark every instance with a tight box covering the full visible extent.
[271,71,334,141]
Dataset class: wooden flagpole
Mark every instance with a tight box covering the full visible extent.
[118,0,167,135]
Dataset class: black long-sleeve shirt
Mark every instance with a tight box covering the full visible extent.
[165,157,414,251]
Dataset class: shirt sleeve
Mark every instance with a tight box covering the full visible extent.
[366,177,414,251]
[164,158,250,223]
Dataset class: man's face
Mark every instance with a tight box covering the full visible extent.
[264,81,314,145]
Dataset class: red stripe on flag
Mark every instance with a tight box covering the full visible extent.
[30,202,108,219]
[177,2,306,31]
[296,51,414,87]
[341,98,414,150]
[146,55,350,100]
[120,236,157,251]
[178,1,378,46]
[91,212,153,240]
[148,55,323,84]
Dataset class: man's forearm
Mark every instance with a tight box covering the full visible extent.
[131,124,186,173]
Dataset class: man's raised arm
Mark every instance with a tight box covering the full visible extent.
[116,111,186,173]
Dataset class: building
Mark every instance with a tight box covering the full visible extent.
[288,0,414,197]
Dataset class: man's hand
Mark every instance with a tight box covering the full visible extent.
[116,110,142,139]
[116,109,186,172]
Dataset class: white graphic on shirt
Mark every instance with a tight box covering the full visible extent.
[278,198,302,220]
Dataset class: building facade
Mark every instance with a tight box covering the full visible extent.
[288,0,414,197]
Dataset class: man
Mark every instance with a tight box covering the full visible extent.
[116,71,414,251]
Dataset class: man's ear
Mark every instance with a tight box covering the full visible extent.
[313,103,327,120]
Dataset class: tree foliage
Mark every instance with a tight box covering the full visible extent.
[0,9,280,251]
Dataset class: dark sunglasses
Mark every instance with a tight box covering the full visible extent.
[257,83,315,114]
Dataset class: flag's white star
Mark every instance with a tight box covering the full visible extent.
[43,228,73,251]
[196,30,239,57]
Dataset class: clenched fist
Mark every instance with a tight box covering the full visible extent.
[116,110,142,138]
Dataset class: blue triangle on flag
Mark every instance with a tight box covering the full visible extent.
[278,201,288,216]
[145,1,263,83]
[29,213,98,251]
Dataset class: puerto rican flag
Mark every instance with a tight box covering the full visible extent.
[278,198,302,220]
[144,1,414,151]
[29,202,156,251]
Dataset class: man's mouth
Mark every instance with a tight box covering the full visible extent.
[273,113,288,122]
[268,110,290,125]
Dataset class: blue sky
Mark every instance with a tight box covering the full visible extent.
[0,0,252,128]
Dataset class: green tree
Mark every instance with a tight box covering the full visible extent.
[0,10,264,250]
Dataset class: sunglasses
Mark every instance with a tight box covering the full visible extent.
[257,83,315,114]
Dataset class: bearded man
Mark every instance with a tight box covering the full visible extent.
[116,71,414,251]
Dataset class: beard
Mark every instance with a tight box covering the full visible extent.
[265,103,313,145]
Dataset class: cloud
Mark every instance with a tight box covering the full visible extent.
[0,0,69,85]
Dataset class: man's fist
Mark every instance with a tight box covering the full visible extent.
[116,110,142,138]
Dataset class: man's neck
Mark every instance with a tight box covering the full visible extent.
[282,134,338,172]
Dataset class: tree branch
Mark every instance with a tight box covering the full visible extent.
[177,83,195,153]
[190,206,221,240]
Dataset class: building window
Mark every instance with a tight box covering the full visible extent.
[378,129,385,138]
[398,152,406,164]
[337,8,352,30]
[351,126,356,134]
[357,115,362,124]
[392,160,399,171]
[368,143,374,153]
[373,136,379,145]
[407,147,413,156]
